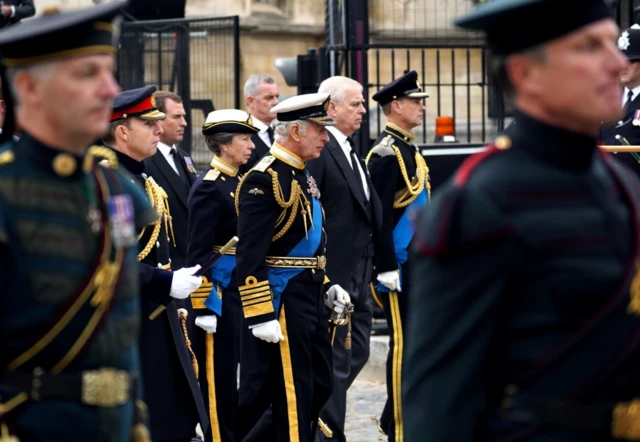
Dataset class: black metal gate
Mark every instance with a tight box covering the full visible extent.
[117,16,240,169]
[302,0,640,187]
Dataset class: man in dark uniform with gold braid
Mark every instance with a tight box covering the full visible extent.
[404,1,640,441]
[234,93,351,442]
[102,85,209,442]
[365,70,430,442]
[0,2,158,441]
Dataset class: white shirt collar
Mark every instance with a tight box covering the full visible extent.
[157,142,176,155]
[251,116,270,133]
[327,126,349,147]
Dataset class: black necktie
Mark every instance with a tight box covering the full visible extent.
[170,149,186,183]
[625,90,635,111]
[347,138,367,201]
[266,126,275,145]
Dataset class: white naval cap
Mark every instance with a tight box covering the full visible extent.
[270,93,337,126]
[202,109,259,136]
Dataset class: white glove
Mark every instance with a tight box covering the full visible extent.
[377,270,401,292]
[324,284,351,310]
[195,315,218,334]
[251,319,284,343]
[169,265,202,299]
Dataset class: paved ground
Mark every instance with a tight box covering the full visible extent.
[344,380,388,441]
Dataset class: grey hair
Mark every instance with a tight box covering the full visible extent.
[6,62,58,106]
[318,76,362,105]
[273,119,309,144]
[490,44,547,101]
[205,132,235,155]
[244,74,276,100]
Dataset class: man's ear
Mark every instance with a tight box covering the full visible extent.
[327,100,339,118]
[117,123,129,141]
[290,123,301,142]
[0,100,6,115]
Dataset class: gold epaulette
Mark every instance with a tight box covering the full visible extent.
[138,175,176,260]
[365,135,395,164]
[85,145,118,171]
[252,155,276,172]
[203,169,220,182]
[0,149,14,166]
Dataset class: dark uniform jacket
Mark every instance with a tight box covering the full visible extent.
[0,0,35,29]
[0,135,154,442]
[404,111,640,442]
[143,146,198,269]
[111,149,209,441]
[366,123,430,274]
[599,92,640,176]
[306,131,382,290]
[235,145,330,326]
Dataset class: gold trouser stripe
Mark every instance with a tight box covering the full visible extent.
[279,306,299,442]
[0,392,28,417]
[390,291,404,442]
[206,333,221,442]
[370,282,384,309]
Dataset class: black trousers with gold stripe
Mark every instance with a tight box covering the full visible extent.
[379,260,410,442]
[236,277,333,442]
[191,285,242,442]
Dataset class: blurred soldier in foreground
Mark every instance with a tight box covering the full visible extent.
[0,2,156,441]
[404,0,640,441]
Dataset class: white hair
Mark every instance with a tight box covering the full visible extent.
[6,62,58,106]
[273,119,309,144]
[244,74,276,101]
[318,76,362,105]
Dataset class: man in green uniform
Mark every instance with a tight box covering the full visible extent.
[404,0,640,441]
[0,2,159,441]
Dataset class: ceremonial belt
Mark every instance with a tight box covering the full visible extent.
[0,367,134,408]
[500,390,640,440]
[267,195,323,313]
[265,255,326,270]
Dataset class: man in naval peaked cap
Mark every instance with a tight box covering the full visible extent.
[234,93,351,442]
[0,2,167,441]
[366,69,430,442]
[403,0,640,441]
